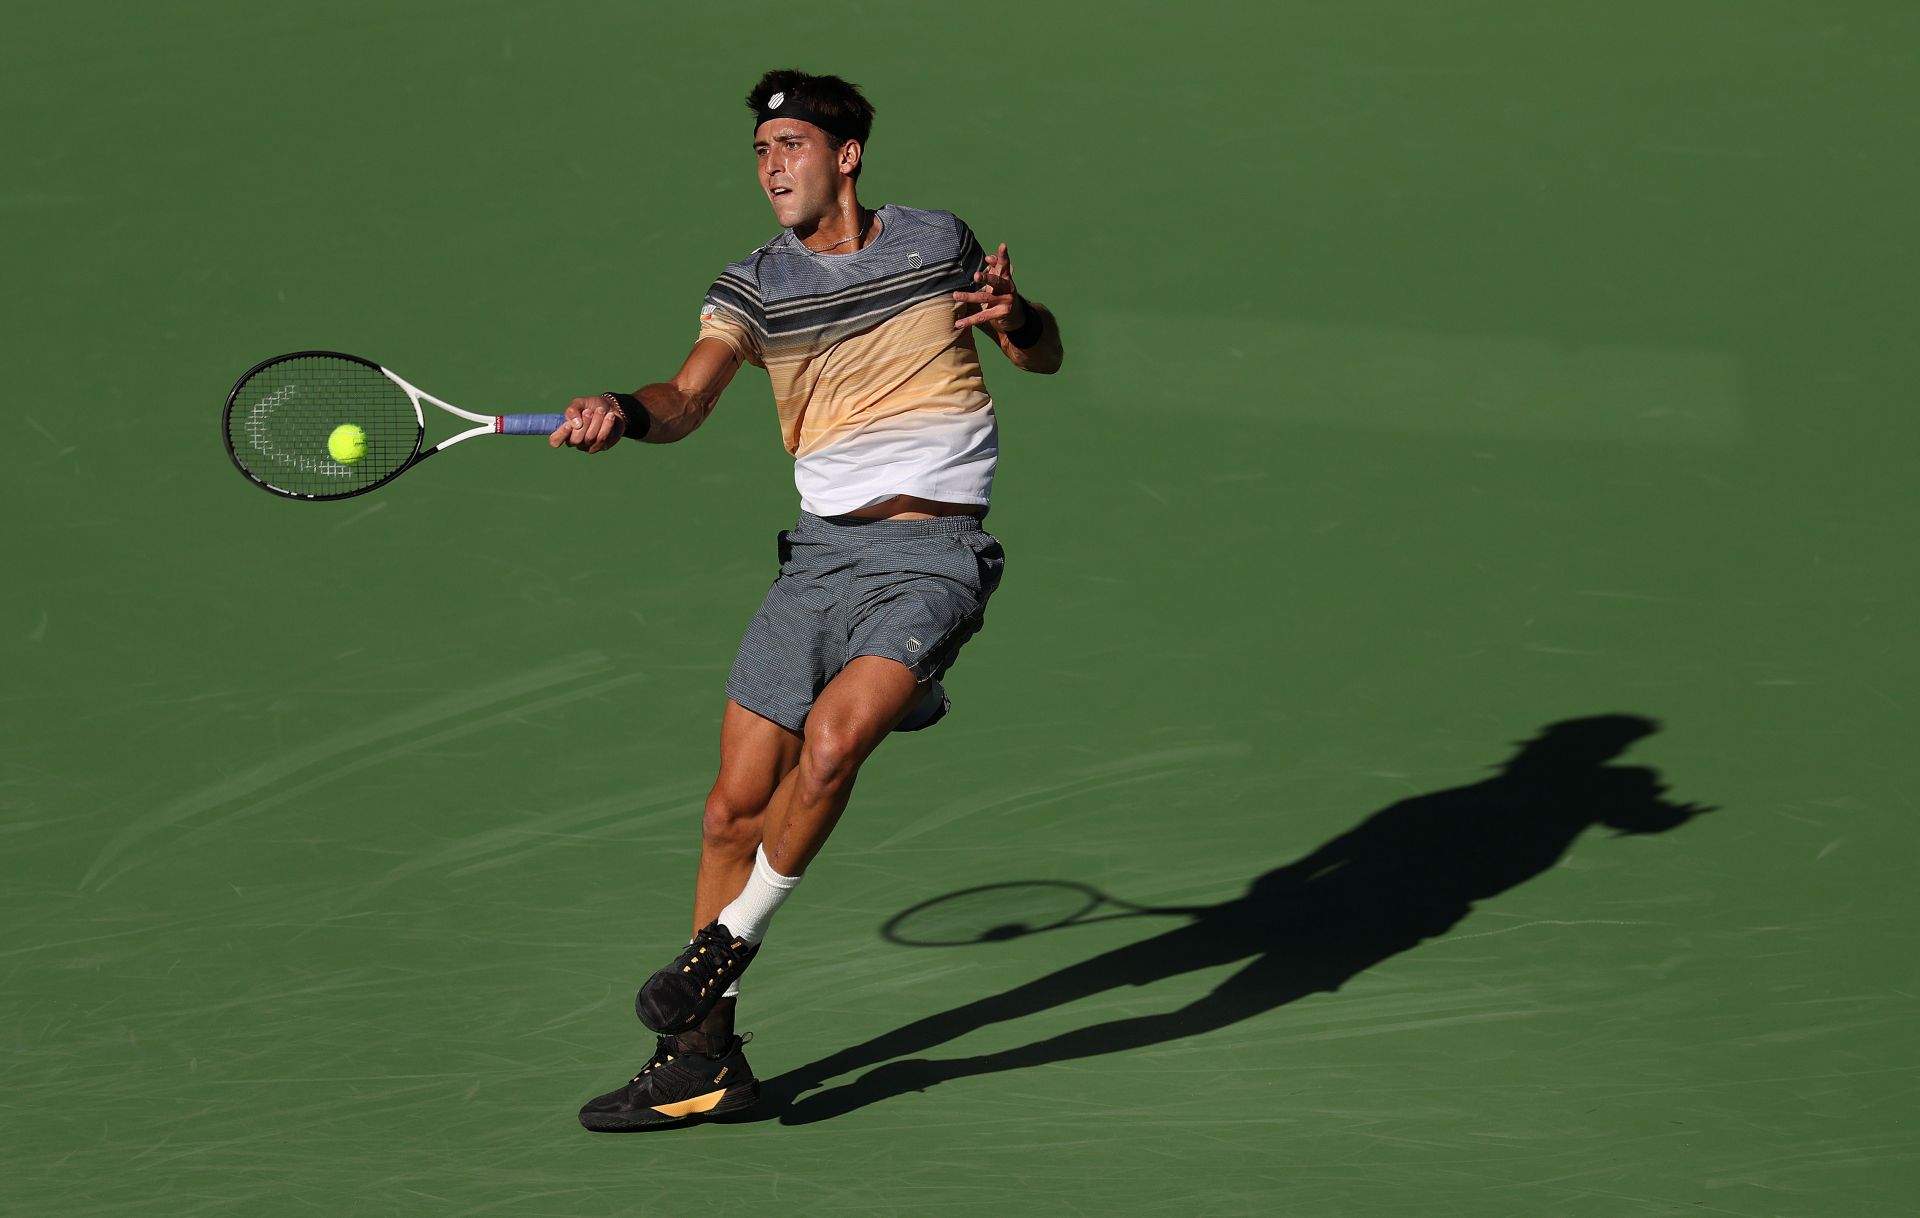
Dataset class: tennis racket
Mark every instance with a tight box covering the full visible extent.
[222,350,567,501]
[881,881,1204,947]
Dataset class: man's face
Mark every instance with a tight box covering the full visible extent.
[754,119,844,228]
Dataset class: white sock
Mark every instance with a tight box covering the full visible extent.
[716,845,802,946]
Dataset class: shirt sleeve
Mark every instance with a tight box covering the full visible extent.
[952,215,988,284]
[697,269,765,368]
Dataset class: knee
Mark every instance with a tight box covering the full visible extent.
[799,725,864,800]
[702,787,765,854]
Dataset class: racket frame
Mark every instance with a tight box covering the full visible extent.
[222,349,562,502]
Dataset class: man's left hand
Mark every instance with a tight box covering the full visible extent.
[952,243,1026,334]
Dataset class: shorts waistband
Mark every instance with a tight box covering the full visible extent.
[795,511,986,539]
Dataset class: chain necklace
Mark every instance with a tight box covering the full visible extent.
[810,209,873,253]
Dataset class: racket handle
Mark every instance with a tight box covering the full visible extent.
[497,413,568,436]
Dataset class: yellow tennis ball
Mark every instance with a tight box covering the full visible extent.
[328,423,367,464]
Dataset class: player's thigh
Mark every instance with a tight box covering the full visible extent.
[711,699,804,816]
[802,655,926,771]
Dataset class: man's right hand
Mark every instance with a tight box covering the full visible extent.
[549,396,626,453]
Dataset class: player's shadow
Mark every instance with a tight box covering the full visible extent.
[738,714,1711,1125]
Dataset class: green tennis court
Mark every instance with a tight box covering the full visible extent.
[6,2,1915,1213]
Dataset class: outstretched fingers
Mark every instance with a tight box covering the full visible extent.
[952,243,1021,331]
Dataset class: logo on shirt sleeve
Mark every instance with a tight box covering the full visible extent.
[700,299,723,323]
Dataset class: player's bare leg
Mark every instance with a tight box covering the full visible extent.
[689,659,923,931]
[636,658,927,1040]
[580,662,927,1131]
[759,655,924,875]
[693,701,803,932]
[639,702,799,1056]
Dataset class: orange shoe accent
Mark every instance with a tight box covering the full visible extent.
[651,1088,727,1118]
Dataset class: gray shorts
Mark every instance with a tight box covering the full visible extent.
[725,512,1007,734]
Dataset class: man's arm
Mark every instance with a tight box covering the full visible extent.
[953,242,1063,375]
[549,339,743,453]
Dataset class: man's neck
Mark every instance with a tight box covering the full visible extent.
[797,196,874,254]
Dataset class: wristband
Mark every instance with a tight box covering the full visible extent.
[601,391,650,440]
[1004,297,1045,350]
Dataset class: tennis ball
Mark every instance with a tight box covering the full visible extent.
[328,423,367,464]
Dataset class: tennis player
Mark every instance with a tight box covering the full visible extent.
[558,69,1062,1130]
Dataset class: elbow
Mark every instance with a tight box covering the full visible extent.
[1027,343,1064,375]
[1032,315,1063,374]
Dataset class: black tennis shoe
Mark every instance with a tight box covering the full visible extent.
[578,1034,760,1132]
[635,920,759,1034]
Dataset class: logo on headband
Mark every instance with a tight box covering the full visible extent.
[768,92,785,110]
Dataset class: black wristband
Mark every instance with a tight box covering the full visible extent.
[602,391,650,440]
[1004,297,1045,350]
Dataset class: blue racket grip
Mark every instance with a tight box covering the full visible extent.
[498,413,568,436]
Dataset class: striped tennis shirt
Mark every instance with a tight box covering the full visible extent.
[696,204,996,517]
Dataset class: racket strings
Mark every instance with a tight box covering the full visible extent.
[225,355,420,497]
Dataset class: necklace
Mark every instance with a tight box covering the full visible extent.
[811,209,872,253]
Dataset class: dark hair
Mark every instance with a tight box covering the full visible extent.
[746,69,875,179]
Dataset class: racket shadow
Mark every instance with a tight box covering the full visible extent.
[742,713,1711,1125]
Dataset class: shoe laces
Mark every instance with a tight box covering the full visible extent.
[630,1035,677,1084]
[676,924,749,999]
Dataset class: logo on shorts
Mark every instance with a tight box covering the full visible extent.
[906,636,923,652]
[768,92,785,110]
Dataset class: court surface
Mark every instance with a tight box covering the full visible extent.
[5,2,1916,1214]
